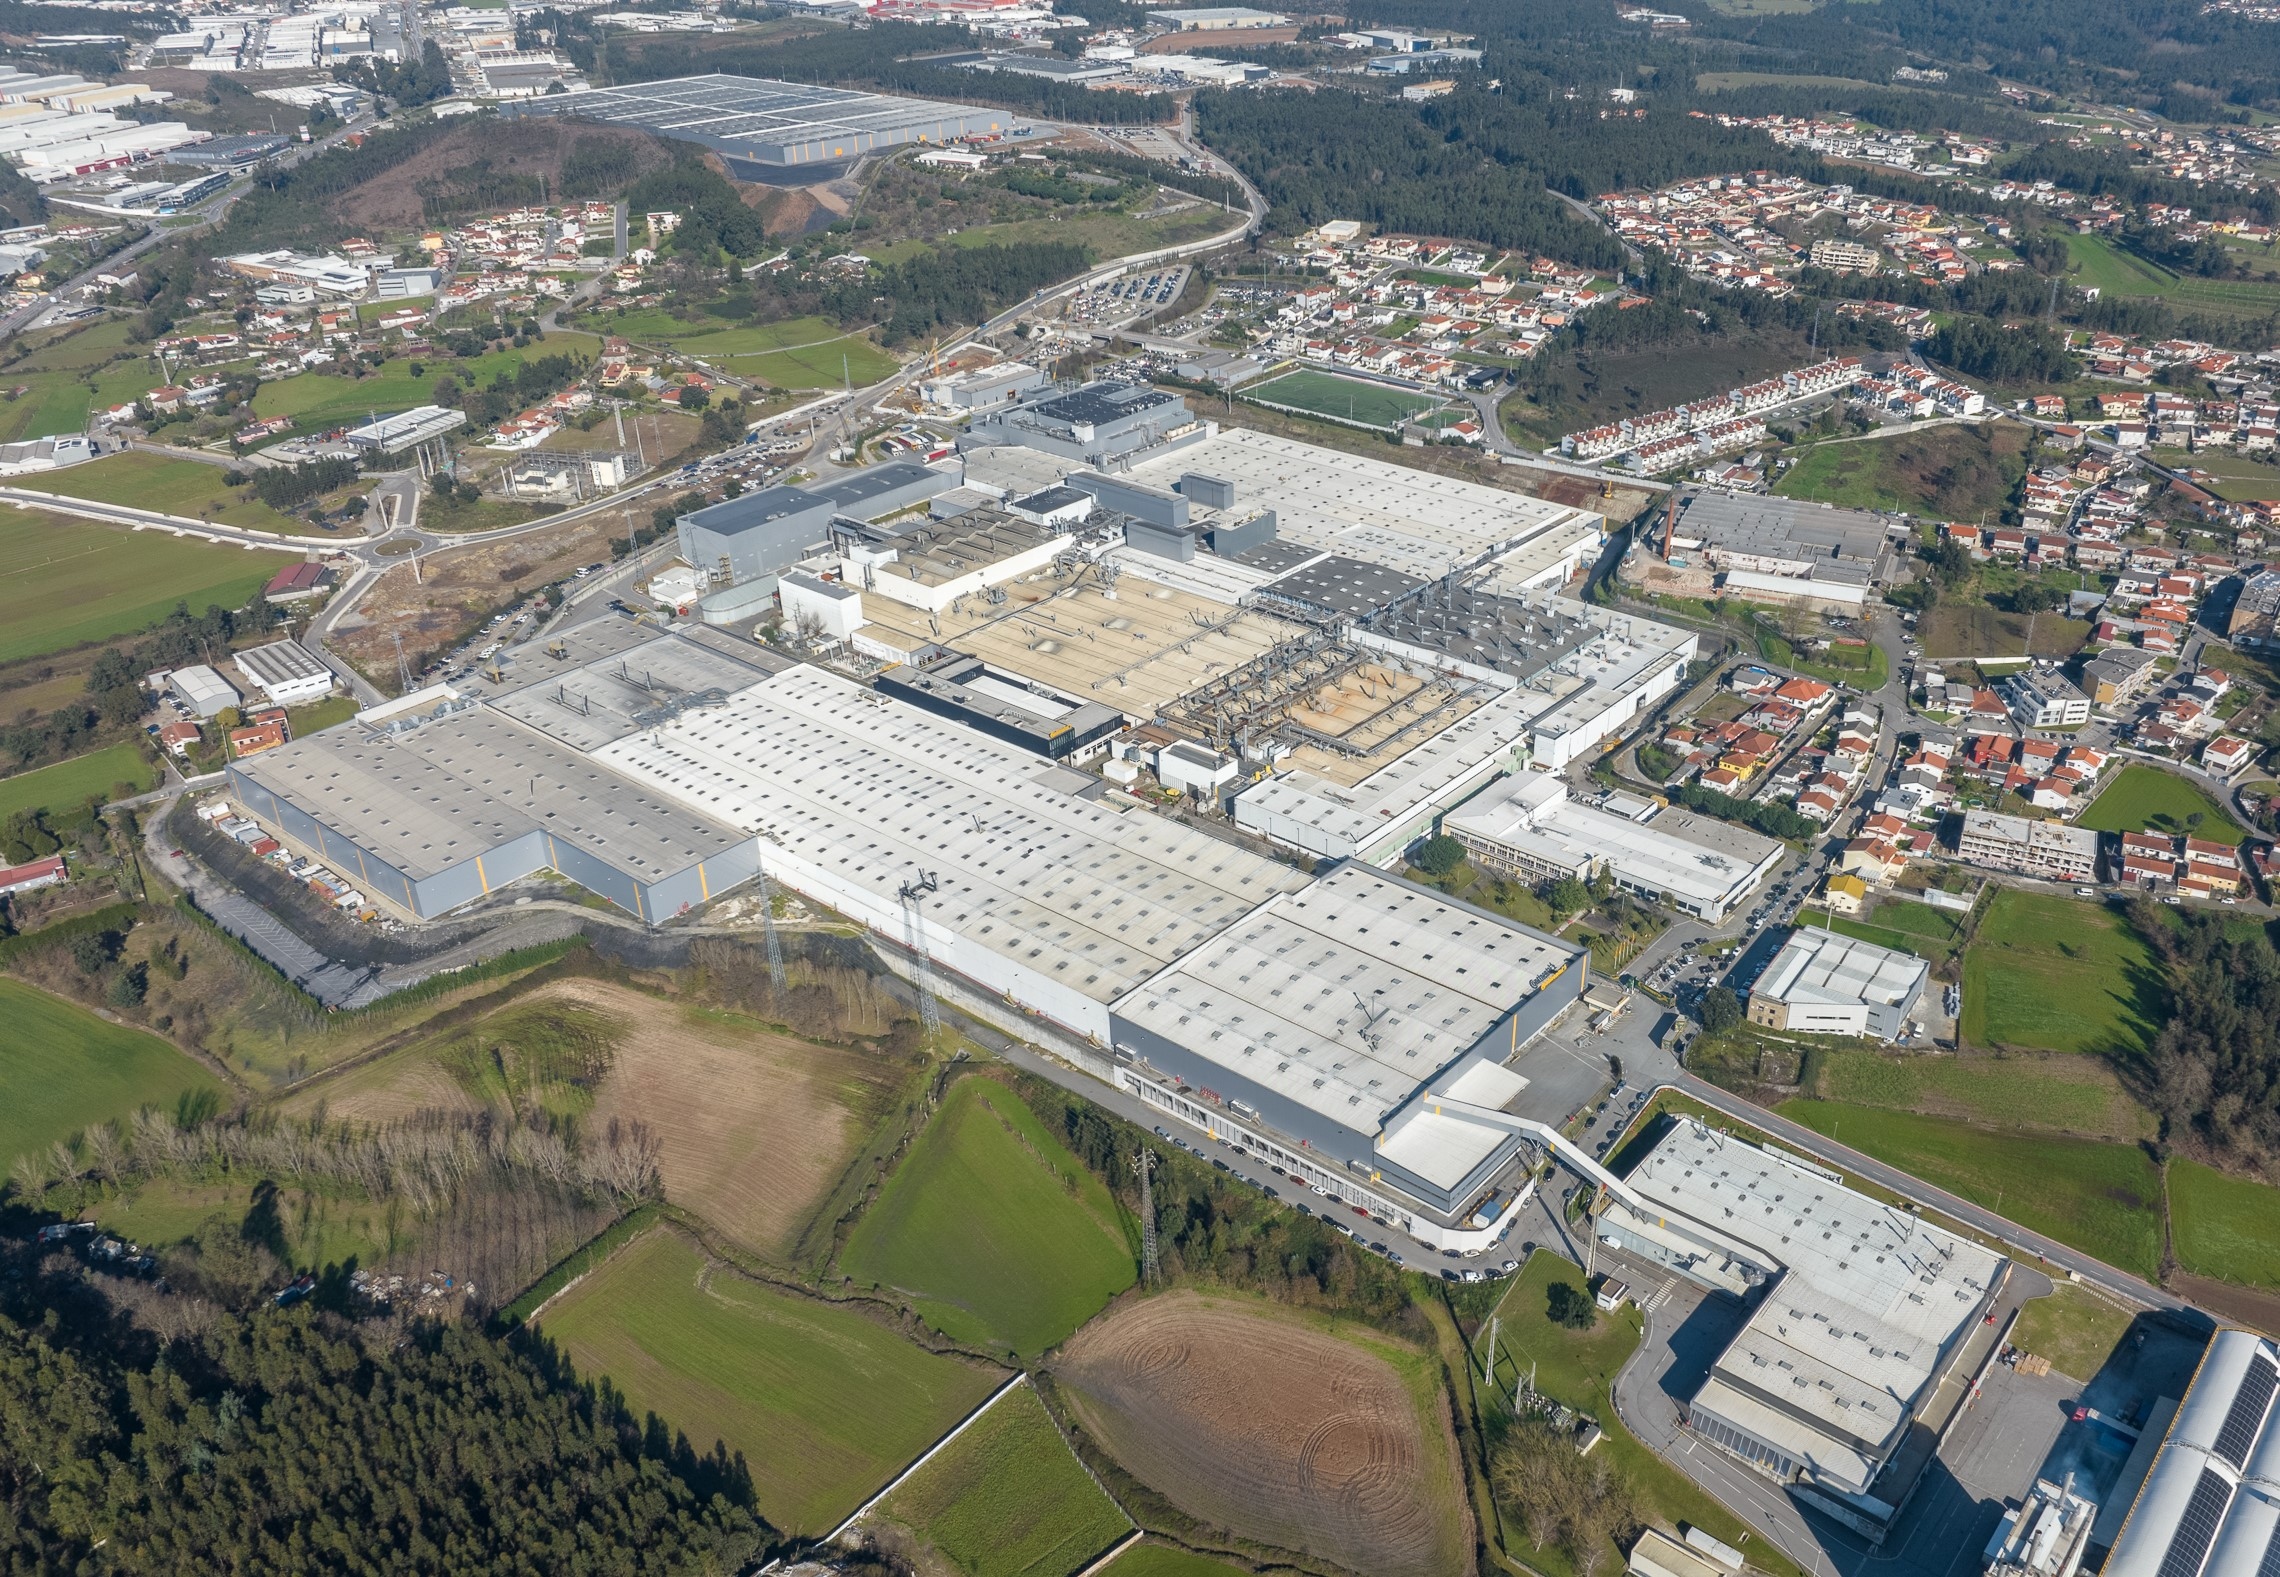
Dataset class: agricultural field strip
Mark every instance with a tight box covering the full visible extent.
[829,1371,1031,1543]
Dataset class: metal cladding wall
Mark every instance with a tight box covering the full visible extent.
[227,763,429,915]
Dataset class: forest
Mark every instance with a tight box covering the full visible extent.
[2134,904,2280,1172]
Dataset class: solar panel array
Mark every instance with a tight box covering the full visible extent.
[2157,1469,2234,1577]
[2219,1355,2280,1469]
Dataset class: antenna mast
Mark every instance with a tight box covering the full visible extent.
[897,868,942,1039]
[1131,1149,1160,1287]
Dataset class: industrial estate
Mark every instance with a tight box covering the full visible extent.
[10,1,2280,1575]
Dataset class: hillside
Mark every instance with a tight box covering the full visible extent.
[328,117,673,231]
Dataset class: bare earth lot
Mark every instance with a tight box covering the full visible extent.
[1054,1292,1468,1577]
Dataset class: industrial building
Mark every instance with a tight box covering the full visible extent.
[2101,1328,2280,1577]
[874,650,1124,760]
[1744,925,1928,1040]
[1109,860,1589,1235]
[227,621,774,921]
[509,73,1021,180]
[232,639,335,708]
[965,380,1205,469]
[676,460,953,592]
[168,663,241,718]
[1600,1118,2009,1539]
[1664,492,1898,605]
[340,404,467,462]
[1441,771,1783,922]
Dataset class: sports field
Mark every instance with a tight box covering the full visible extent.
[537,1226,1002,1536]
[840,1078,1135,1358]
[2167,1158,2280,1289]
[1807,1048,2152,1141]
[0,511,294,664]
[1774,1100,2164,1279]
[2076,763,2247,844]
[1243,368,1446,431]
[1960,890,2165,1057]
[34,453,315,534]
[0,980,224,1176]
[0,742,157,820]
[880,1382,1130,1577]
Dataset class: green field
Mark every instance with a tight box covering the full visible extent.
[1486,1252,1804,1577]
[2149,447,2280,504]
[2076,763,2247,844]
[1774,423,2027,518]
[34,453,314,534]
[841,1079,1135,1358]
[249,341,598,435]
[882,1382,1131,1577]
[576,310,899,388]
[2168,1158,2280,1289]
[2010,1283,2137,1381]
[857,208,1227,273]
[0,320,154,444]
[0,979,224,1176]
[1098,1544,1249,1577]
[0,511,293,665]
[539,1227,1002,1537]
[1961,890,2164,1058]
[1807,1048,2152,1140]
[1774,1100,2165,1278]
[2061,233,2280,320]
[1244,368,1446,431]
[0,742,157,820]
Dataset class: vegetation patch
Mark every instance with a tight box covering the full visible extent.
[2008,1283,2138,1382]
[1961,890,2165,1057]
[2168,1158,2280,1289]
[1773,422,2027,519]
[1773,1100,2164,1279]
[0,511,292,665]
[539,1225,1003,1537]
[880,1381,1131,1577]
[1805,1048,2152,1140]
[0,742,156,821]
[2075,763,2248,844]
[0,978,223,1177]
[34,452,318,534]
[840,1077,1136,1358]
[1097,1543,1250,1577]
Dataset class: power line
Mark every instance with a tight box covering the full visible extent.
[1131,1149,1160,1287]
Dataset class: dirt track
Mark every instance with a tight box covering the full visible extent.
[1055,1292,1469,1577]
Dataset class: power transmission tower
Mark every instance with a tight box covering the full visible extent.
[1482,1313,1499,1390]
[387,629,411,695]
[756,843,787,993]
[1131,1149,1160,1287]
[897,868,942,1039]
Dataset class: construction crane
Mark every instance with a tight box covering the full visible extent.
[897,868,942,1039]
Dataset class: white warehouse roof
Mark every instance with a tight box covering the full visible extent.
[1755,926,1929,1015]
[2105,1328,2280,1577]
[592,663,1307,1008]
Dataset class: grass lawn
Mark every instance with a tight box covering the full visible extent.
[2076,762,2247,844]
[858,208,1226,272]
[1961,890,2165,1058]
[1750,624,1890,689]
[577,309,900,387]
[1915,599,2089,661]
[1774,423,2026,519]
[2061,233,2280,320]
[840,1078,1136,1358]
[35,453,315,534]
[2150,447,2280,504]
[1795,907,1962,966]
[1806,1048,2153,1141]
[1773,1100,2165,1279]
[249,340,599,435]
[881,1382,1130,1577]
[0,742,157,820]
[539,1226,1002,1537]
[1487,1252,1803,1577]
[1098,1544,1249,1577]
[2167,1158,2280,1289]
[285,695,359,735]
[1245,368,1446,430]
[0,980,224,1175]
[2009,1283,2137,1382]
[0,511,293,664]
[94,1176,388,1272]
